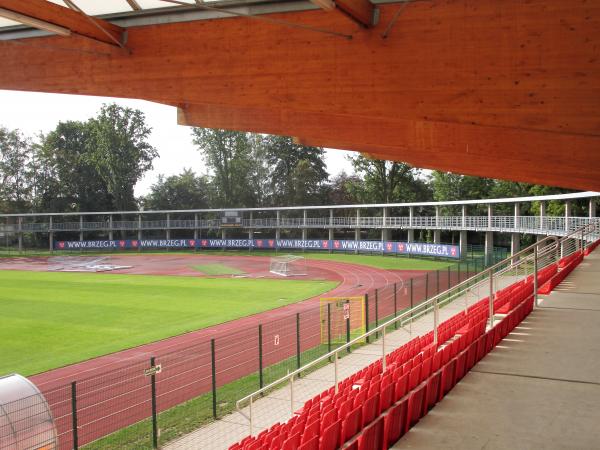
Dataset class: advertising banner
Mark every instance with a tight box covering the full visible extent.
[55,238,460,258]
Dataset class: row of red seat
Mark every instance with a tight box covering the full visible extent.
[230,296,499,450]
[538,251,583,295]
[342,294,534,450]
[584,238,600,256]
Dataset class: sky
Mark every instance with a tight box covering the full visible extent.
[0,89,356,196]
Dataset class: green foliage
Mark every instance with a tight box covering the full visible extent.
[262,135,329,205]
[36,121,113,212]
[346,155,431,204]
[144,169,210,210]
[191,128,261,207]
[0,270,337,376]
[87,104,157,211]
[0,126,34,213]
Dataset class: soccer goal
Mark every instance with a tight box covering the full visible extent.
[269,255,307,277]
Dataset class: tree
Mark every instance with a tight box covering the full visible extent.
[327,171,361,205]
[430,171,495,214]
[0,126,34,213]
[144,169,210,210]
[262,135,329,206]
[192,128,259,207]
[87,104,157,211]
[36,121,113,212]
[346,155,428,204]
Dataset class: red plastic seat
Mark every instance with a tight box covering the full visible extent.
[282,432,301,450]
[362,394,379,427]
[320,408,337,435]
[301,420,319,445]
[341,406,362,444]
[379,382,394,413]
[358,417,384,450]
[298,436,319,450]
[319,419,341,450]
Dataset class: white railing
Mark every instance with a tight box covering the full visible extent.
[3,215,598,237]
[234,220,599,437]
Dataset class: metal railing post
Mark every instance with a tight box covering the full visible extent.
[334,351,339,394]
[433,297,439,345]
[382,326,386,371]
[258,325,263,389]
[533,245,539,308]
[249,396,253,436]
[365,293,370,343]
[393,283,398,330]
[489,269,495,328]
[290,375,294,414]
[296,313,301,370]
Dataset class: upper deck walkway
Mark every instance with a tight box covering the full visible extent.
[392,248,600,449]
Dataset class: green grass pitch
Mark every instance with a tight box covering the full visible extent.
[0,271,337,376]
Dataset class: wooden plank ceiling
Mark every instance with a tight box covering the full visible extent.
[0,0,599,190]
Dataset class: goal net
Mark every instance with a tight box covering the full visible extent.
[319,296,366,345]
[269,255,307,277]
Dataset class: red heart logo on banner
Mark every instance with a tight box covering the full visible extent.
[201,240,208,246]
[268,240,274,247]
[334,241,340,249]
[398,243,405,251]
[386,243,392,251]
[131,240,138,247]
[189,240,195,247]
[451,247,456,256]
[58,242,65,249]
[119,240,126,248]
[257,240,263,247]
[322,241,329,248]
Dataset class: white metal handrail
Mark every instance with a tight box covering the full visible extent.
[235,222,598,436]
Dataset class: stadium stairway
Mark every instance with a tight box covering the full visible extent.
[165,276,521,450]
[391,246,600,449]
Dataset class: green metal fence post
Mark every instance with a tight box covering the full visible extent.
[365,293,370,343]
[211,339,217,419]
[410,277,414,324]
[327,303,332,360]
[150,356,158,449]
[258,325,263,389]
[393,283,398,330]
[71,381,78,450]
[296,313,301,370]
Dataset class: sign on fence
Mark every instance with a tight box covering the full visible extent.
[144,365,162,377]
[55,238,461,258]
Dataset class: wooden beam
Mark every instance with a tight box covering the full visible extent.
[310,0,376,28]
[177,102,600,191]
[0,0,123,46]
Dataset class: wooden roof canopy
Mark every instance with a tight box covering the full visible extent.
[0,0,599,191]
